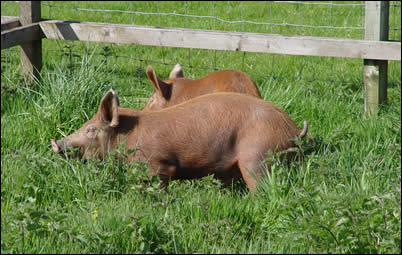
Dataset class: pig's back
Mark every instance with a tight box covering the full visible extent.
[140,93,302,161]
[209,70,261,98]
[163,92,291,123]
[169,70,261,102]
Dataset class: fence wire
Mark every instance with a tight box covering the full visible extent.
[37,1,367,37]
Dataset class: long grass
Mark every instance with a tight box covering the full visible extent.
[1,1,401,254]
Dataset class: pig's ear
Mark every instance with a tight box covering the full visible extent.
[99,89,119,127]
[169,64,184,78]
[146,65,172,100]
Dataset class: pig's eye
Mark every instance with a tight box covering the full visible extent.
[85,125,98,138]
[148,94,155,105]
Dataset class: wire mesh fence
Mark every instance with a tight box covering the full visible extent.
[1,1,401,107]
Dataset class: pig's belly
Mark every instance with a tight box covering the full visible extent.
[172,161,242,184]
[151,149,241,183]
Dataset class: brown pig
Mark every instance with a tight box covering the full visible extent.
[142,64,262,111]
[51,90,312,192]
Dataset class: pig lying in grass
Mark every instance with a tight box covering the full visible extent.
[52,90,312,192]
[142,64,262,111]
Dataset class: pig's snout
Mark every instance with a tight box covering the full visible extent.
[51,138,84,159]
[51,139,60,153]
[51,139,71,154]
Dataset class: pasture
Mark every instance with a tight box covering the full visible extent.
[1,1,401,253]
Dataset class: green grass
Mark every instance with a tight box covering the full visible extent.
[1,1,401,254]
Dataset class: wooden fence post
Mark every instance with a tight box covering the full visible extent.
[19,1,41,84]
[363,1,389,114]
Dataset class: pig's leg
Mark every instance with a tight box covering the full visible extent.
[237,133,273,192]
[238,156,269,193]
[238,160,259,192]
[158,175,170,190]
[154,163,177,190]
[147,171,169,190]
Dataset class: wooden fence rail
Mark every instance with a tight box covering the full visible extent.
[1,1,401,114]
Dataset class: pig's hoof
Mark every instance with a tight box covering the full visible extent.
[51,139,60,153]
